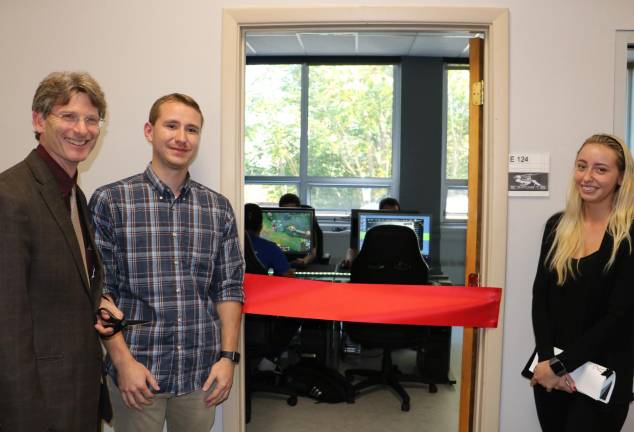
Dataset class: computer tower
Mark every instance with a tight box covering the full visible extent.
[295,319,329,362]
[417,326,452,383]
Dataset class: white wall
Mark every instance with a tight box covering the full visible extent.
[1,1,633,431]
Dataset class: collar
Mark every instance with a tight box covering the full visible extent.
[35,144,77,198]
[143,163,192,200]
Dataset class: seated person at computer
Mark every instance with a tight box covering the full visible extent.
[245,203,295,277]
[278,193,322,267]
[377,197,401,212]
[341,197,401,268]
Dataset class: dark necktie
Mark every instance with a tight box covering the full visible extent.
[70,185,89,284]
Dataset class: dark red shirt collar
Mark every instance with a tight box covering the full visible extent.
[35,144,77,199]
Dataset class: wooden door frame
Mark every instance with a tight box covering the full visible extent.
[220,6,509,432]
[459,37,485,432]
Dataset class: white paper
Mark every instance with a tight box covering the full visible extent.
[528,348,615,404]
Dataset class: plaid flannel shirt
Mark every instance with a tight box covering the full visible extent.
[89,165,244,395]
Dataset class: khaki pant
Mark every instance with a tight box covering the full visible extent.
[107,376,216,432]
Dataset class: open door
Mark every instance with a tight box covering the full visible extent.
[459,36,484,432]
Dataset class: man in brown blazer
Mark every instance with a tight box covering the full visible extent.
[0,72,118,431]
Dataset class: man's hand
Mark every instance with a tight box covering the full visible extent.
[115,357,160,410]
[94,295,124,337]
[202,358,235,407]
[291,257,308,267]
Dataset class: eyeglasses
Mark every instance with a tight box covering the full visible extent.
[49,111,104,130]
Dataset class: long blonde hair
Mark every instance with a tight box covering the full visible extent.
[547,134,634,285]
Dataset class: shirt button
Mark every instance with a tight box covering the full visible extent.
[159,196,164,200]
[177,345,181,350]
[172,232,177,237]
[176,288,181,293]
[174,260,178,266]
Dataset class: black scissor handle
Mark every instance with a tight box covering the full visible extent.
[97,307,127,336]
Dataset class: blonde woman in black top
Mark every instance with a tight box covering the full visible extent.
[531,134,634,431]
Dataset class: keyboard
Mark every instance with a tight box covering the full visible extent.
[295,271,351,282]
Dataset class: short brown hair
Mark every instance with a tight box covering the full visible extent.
[32,71,106,140]
[148,93,204,127]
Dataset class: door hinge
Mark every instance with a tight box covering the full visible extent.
[471,80,484,106]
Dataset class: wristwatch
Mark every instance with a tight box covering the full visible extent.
[549,357,567,377]
[219,351,241,364]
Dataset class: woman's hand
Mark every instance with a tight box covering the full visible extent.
[553,374,576,393]
[530,360,560,391]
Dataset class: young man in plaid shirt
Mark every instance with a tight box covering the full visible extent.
[90,93,245,432]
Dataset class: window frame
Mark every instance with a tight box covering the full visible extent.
[613,32,634,149]
[244,57,400,213]
[441,62,470,223]
[626,57,633,149]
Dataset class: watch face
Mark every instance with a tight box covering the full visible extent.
[549,358,565,376]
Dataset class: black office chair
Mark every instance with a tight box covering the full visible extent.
[243,233,299,423]
[344,224,434,411]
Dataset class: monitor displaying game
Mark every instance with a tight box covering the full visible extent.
[357,211,431,259]
[349,209,397,249]
[259,207,314,256]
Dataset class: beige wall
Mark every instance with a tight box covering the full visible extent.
[1,0,633,430]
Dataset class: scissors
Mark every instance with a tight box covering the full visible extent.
[97,307,150,336]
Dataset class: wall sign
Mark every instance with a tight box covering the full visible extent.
[508,153,549,197]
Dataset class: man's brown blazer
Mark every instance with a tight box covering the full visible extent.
[0,150,104,431]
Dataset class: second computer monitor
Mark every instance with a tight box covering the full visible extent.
[357,211,431,260]
[259,207,315,257]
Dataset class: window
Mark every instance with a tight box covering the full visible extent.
[245,62,397,212]
[309,185,390,210]
[245,64,301,177]
[244,183,299,207]
[442,65,470,221]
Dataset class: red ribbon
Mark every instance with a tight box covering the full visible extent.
[243,273,502,328]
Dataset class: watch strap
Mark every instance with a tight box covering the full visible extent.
[549,357,567,377]
[219,351,240,364]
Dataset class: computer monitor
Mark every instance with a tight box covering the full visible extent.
[349,209,410,249]
[259,207,315,257]
[357,211,431,260]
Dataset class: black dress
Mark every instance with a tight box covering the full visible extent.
[531,213,634,431]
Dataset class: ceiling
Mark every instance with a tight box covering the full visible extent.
[245,31,478,58]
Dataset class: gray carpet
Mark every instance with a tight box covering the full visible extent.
[248,328,462,432]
